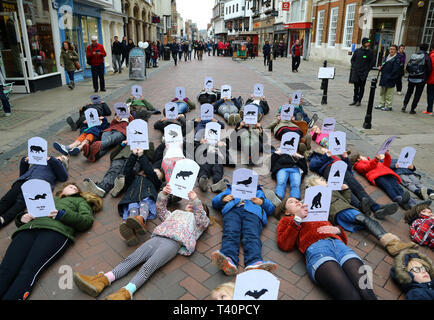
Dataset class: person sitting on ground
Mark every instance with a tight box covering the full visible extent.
[154,113,186,136]
[404,203,434,249]
[0,183,101,300]
[73,185,210,300]
[213,96,243,125]
[276,197,377,300]
[125,94,161,120]
[66,96,111,131]
[210,282,235,300]
[277,97,318,128]
[171,95,196,114]
[239,95,270,121]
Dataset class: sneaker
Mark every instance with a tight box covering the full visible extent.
[4,113,11,117]
[295,112,303,121]
[262,188,282,207]
[83,178,106,198]
[349,101,357,106]
[409,110,416,114]
[360,197,371,216]
[228,114,235,126]
[198,176,209,192]
[53,142,70,156]
[245,260,278,273]
[69,147,80,156]
[375,105,384,110]
[119,222,139,246]
[422,110,433,115]
[308,113,319,128]
[100,88,106,92]
[373,202,398,220]
[420,187,429,200]
[211,251,238,276]
[397,91,402,95]
[210,179,229,193]
[399,191,412,210]
[66,116,78,131]
[126,215,147,236]
[380,106,392,111]
[110,175,125,197]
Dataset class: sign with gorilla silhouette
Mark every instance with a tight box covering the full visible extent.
[204,77,214,90]
[291,91,302,105]
[303,186,332,222]
[90,94,101,104]
[377,136,397,155]
[114,102,130,119]
[131,85,142,99]
[84,108,100,128]
[164,124,183,145]
[280,132,300,155]
[127,119,149,150]
[175,86,186,100]
[243,104,258,125]
[165,102,179,120]
[205,122,221,145]
[280,104,295,121]
[169,159,200,199]
[200,103,214,121]
[21,179,56,218]
[231,168,259,200]
[397,146,416,169]
[233,269,279,300]
[221,85,232,100]
[28,137,47,166]
[327,160,348,190]
[328,131,346,156]
[321,117,336,134]
[253,83,264,97]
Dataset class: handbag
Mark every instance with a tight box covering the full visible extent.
[74,60,81,70]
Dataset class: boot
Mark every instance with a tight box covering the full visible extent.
[408,198,432,209]
[379,233,418,256]
[73,272,110,297]
[304,134,312,150]
[119,221,139,246]
[125,215,147,236]
[71,81,75,89]
[87,141,101,162]
[66,116,78,131]
[105,287,132,300]
[373,202,398,220]
[354,214,385,239]
[349,101,357,106]
[210,178,228,193]
[360,197,371,216]
[83,178,106,198]
[110,175,125,198]
[199,176,209,192]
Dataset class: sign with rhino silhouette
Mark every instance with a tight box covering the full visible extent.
[233,269,279,301]
[28,137,48,166]
[175,86,186,100]
[165,102,179,120]
[164,124,183,145]
[205,121,221,145]
[243,104,258,125]
[280,132,300,155]
[291,91,302,105]
[169,159,200,199]
[221,85,232,100]
[114,102,130,119]
[131,85,142,99]
[204,77,214,90]
[84,107,100,128]
[21,179,56,218]
[397,146,416,169]
[328,131,346,156]
[231,168,259,200]
[303,185,332,222]
[200,103,214,121]
[253,83,264,97]
[127,119,149,150]
[321,117,336,134]
[377,135,397,155]
[327,160,348,190]
[280,104,295,121]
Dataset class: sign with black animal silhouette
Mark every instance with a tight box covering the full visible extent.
[165,102,179,120]
[90,94,101,104]
[321,117,336,134]
[233,269,279,300]
[221,85,232,100]
[328,131,346,156]
[169,159,200,199]
[327,160,348,190]
[280,104,295,121]
[205,121,221,145]
[377,135,397,155]
[21,179,56,218]
[280,132,300,155]
[204,77,214,90]
[397,146,416,169]
[231,168,259,200]
[114,102,130,119]
[291,91,302,105]
[175,86,186,100]
[28,137,48,166]
[253,83,264,97]
[303,186,332,222]
[127,119,149,150]
[200,103,214,121]
[131,85,142,99]
[164,124,183,145]
[243,104,258,125]
[84,107,100,128]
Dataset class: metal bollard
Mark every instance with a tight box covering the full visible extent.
[362,77,378,129]
[268,53,273,71]
[321,60,328,105]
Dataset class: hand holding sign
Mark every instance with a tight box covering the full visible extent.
[131,85,142,98]
[28,137,48,166]
[378,136,397,155]
[168,159,200,199]
[204,77,214,90]
[165,102,179,120]
[303,186,332,222]
[233,270,280,300]
[21,179,56,218]
[221,85,232,99]
[231,168,258,200]
[328,131,346,155]
[205,122,221,145]
[397,146,416,169]
[127,119,149,150]
[280,104,295,121]
[253,83,264,97]
[175,87,186,100]
[321,118,336,134]
[243,104,258,125]
[280,132,299,155]
[84,108,100,128]
[201,103,214,121]
[114,102,130,118]
[327,160,348,190]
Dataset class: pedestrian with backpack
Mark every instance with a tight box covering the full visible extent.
[402,43,432,114]
[425,44,434,115]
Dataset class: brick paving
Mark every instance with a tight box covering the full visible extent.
[0,54,433,300]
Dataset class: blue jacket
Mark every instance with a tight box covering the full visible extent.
[389,159,420,177]
[379,54,401,88]
[17,157,68,188]
[405,281,434,300]
[212,185,275,225]
[308,152,352,177]
[80,117,109,138]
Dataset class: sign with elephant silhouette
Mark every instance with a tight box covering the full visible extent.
[114,102,130,119]
[327,160,348,190]
[328,131,346,156]
[131,85,142,99]
[21,179,56,218]
[377,135,397,155]
[280,132,300,155]
[164,124,183,145]
[165,102,179,120]
[169,159,200,199]
[204,77,214,90]
[205,122,221,145]
[28,137,48,166]
[253,83,264,97]
[127,119,149,150]
[175,86,186,100]
[280,104,295,121]
[243,104,258,125]
[397,146,416,169]
[231,168,259,200]
[321,117,336,134]
[84,107,100,128]
[233,269,279,300]
[303,185,332,222]
[200,103,214,121]
[221,85,232,100]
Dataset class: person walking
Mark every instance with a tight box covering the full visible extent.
[263,41,271,66]
[424,44,434,115]
[86,35,106,92]
[349,37,374,106]
[170,40,179,66]
[120,36,127,68]
[151,41,158,68]
[125,39,135,67]
[112,36,123,74]
[402,43,432,114]
[145,41,152,68]
[279,40,285,57]
[212,41,216,56]
[182,41,188,62]
[247,41,253,59]
[395,44,406,95]
[291,39,303,72]
[0,69,11,116]
[273,40,279,60]
[59,41,79,90]
[178,41,183,62]
[197,41,204,61]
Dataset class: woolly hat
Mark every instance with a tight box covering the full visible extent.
[362,38,370,45]
[349,152,361,167]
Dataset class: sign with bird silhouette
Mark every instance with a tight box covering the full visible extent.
[164,124,183,145]
[200,103,214,121]
[253,83,264,97]
[377,136,397,155]
[165,102,179,120]
[204,77,214,90]
[28,137,48,166]
[321,117,336,134]
[175,86,186,100]
[84,108,100,128]
[280,104,295,121]
[169,159,200,199]
[291,91,302,105]
[131,85,142,99]
[397,146,416,169]
[243,104,258,125]
[21,179,56,218]
[303,185,332,222]
[114,102,130,119]
[127,119,149,150]
[221,85,232,100]
[205,122,221,145]
[90,94,101,104]
[328,131,346,155]
[280,132,300,155]
[233,269,279,300]
[231,168,258,200]
[327,160,348,190]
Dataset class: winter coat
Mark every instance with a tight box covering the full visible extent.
[308,150,352,177]
[154,117,186,136]
[112,40,123,55]
[60,48,79,72]
[329,189,358,225]
[104,115,134,137]
[270,153,308,179]
[213,98,242,113]
[14,195,94,242]
[170,43,179,54]
[379,54,401,88]
[266,118,302,138]
[427,51,434,85]
[263,44,271,55]
[80,103,112,118]
[245,98,270,115]
[349,47,374,83]
[86,43,106,66]
[126,42,135,56]
[406,51,432,82]
[154,192,210,256]
[291,44,302,57]
[17,157,68,188]
[353,152,401,186]
[152,44,158,59]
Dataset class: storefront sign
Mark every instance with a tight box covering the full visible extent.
[284,22,312,29]
[282,1,290,11]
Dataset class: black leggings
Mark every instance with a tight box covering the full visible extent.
[0,229,70,300]
[0,180,26,227]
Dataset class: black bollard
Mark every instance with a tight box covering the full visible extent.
[321,60,328,104]
[362,77,378,129]
[268,53,273,71]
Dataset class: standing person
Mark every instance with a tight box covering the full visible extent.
[125,39,135,67]
[263,41,271,66]
[177,41,183,62]
[217,40,224,56]
[212,41,217,56]
[395,44,406,95]
[402,43,432,114]
[247,41,253,59]
[0,69,11,116]
[349,37,374,106]
[291,39,302,72]
[151,41,158,68]
[86,35,107,93]
[207,41,212,56]
[60,41,79,90]
[111,36,123,74]
[273,40,279,60]
[145,41,152,68]
[279,40,285,57]
[197,41,204,61]
[157,40,163,60]
[120,36,127,68]
[425,44,434,115]
[170,40,179,66]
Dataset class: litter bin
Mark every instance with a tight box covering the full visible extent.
[164,47,171,60]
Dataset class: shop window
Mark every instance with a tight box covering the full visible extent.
[328,7,338,47]
[316,10,324,47]
[343,4,356,49]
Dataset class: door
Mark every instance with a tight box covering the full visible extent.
[370,18,396,66]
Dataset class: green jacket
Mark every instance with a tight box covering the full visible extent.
[14,195,94,242]
[329,189,358,224]
[60,49,79,72]
[126,97,156,111]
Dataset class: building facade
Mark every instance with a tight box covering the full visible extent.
[212,0,227,42]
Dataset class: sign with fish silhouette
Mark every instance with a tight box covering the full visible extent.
[28,137,48,166]
[397,146,416,169]
[200,103,214,121]
[21,179,56,218]
[233,270,279,300]
[253,83,264,97]
[328,131,346,156]
[280,104,295,121]
[84,108,100,128]
[204,77,214,90]
[321,117,336,134]
[377,136,397,155]
[114,102,130,119]
[164,124,183,145]
[165,102,179,120]
[205,122,221,145]
[127,119,149,150]
[303,185,332,222]
[90,94,101,104]
[243,104,258,125]
[291,91,302,105]
[175,86,186,100]
[280,132,300,155]
[131,85,142,98]
[327,160,348,190]
[169,159,200,199]
[231,168,258,200]
[221,85,232,100]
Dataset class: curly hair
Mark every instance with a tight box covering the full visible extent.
[405,203,431,225]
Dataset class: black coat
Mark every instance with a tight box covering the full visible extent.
[263,44,271,55]
[349,47,374,83]
[379,54,401,88]
[112,41,123,55]
[270,153,308,180]
[245,98,270,115]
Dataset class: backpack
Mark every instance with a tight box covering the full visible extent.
[406,53,426,77]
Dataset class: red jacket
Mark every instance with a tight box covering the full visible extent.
[353,153,401,186]
[427,51,434,85]
[217,41,224,50]
[104,115,134,137]
[277,216,347,254]
[86,43,106,66]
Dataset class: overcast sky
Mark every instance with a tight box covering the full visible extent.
[176,0,214,30]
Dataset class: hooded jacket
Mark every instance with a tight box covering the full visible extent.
[353,152,401,186]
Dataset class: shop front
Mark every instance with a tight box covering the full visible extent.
[252,17,275,51]
[284,22,312,60]
[274,23,288,57]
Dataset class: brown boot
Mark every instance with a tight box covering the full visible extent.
[119,221,139,246]
[105,287,132,300]
[73,272,109,297]
[126,215,147,236]
[380,233,418,256]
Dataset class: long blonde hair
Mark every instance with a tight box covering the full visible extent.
[56,182,102,213]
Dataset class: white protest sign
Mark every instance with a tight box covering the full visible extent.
[318,67,335,79]
[303,186,332,222]
[127,119,149,150]
[169,159,200,200]
[328,131,346,156]
[243,104,258,125]
[378,136,397,155]
[233,270,280,300]
[231,168,259,200]
[221,85,232,100]
[280,132,300,155]
[131,85,142,98]
[84,108,100,128]
[114,102,130,119]
[165,102,179,120]
[204,77,214,90]
[397,146,416,169]
[164,124,183,144]
[205,122,221,145]
[253,83,264,97]
[175,86,186,100]
[280,104,295,121]
[291,91,302,105]
[21,179,56,218]
[201,103,214,121]
[90,94,101,104]
[327,160,348,190]
[28,137,48,166]
[321,118,336,134]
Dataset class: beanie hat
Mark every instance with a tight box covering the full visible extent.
[362,38,370,45]
[349,153,361,167]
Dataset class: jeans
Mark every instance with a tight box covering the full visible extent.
[91,64,105,91]
[97,131,126,159]
[427,84,434,112]
[292,55,301,71]
[264,54,270,66]
[0,85,11,113]
[198,163,224,183]
[98,158,127,192]
[172,53,177,66]
[113,54,122,72]
[66,71,74,83]
[220,207,263,267]
[400,174,424,196]
[374,175,404,201]
[353,79,366,103]
[404,81,425,111]
[176,101,189,114]
[275,167,302,200]
[396,66,404,92]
